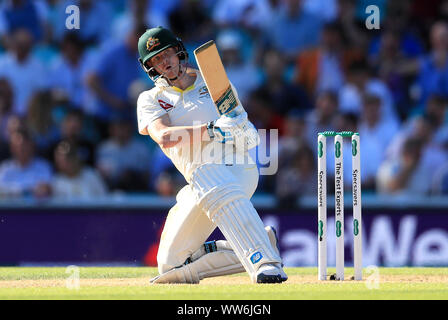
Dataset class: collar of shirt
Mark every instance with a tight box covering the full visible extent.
[156,69,202,93]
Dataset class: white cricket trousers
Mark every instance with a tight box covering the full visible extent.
[157,163,259,274]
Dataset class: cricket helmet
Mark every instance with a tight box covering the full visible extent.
[138,27,188,79]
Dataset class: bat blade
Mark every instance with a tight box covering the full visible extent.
[194,40,238,116]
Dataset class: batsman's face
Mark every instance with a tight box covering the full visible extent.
[150,47,180,78]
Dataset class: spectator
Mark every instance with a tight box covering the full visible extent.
[0,0,446,201]
[49,32,96,111]
[339,58,400,128]
[216,29,261,104]
[0,0,47,43]
[415,21,448,107]
[377,137,425,195]
[432,162,448,195]
[336,0,370,50]
[86,25,147,134]
[412,0,446,27]
[53,0,113,46]
[378,120,447,195]
[276,144,316,206]
[425,94,448,151]
[359,93,399,151]
[212,0,275,32]
[305,90,338,146]
[369,2,424,60]
[438,0,448,22]
[3,113,25,141]
[96,117,151,192]
[245,88,285,135]
[52,141,107,199]
[0,78,14,160]
[267,0,323,61]
[358,94,397,191]
[245,89,284,192]
[50,109,96,166]
[386,97,448,161]
[0,28,48,115]
[25,91,59,157]
[149,146,177,191]
[294,21,363,98]
[112,0,169,42]
[302,0,338,23]
[369,30,420,120]
[169,0,214,47]
[260,49,311,114]
[410,115,446,159]
[149,0,179,18]
[154,167,185,197]
[369,18,424,61]
[0,129,52,198]
[278,109,308,167]
[1,113,26,164]
[426,94,448,129]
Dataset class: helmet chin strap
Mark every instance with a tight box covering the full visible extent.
[165,60,187,84]
[168,64,182,81]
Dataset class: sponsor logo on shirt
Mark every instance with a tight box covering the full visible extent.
[199,86,210,99]
[158,99,174,111]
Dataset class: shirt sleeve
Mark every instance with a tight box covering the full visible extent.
[136,90,167,135]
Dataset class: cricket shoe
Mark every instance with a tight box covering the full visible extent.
[265,226,288,281]
[265,226,283,265]
[256,263,287,283]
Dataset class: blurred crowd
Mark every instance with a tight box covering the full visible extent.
[0,0,448,202]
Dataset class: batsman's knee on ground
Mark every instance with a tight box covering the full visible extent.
[157,185,216,274]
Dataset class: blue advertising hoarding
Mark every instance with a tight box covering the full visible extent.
[0,207,447,267]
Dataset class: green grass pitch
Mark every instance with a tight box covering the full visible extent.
[0,267,446,300]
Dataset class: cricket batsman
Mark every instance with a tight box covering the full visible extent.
[136,27,287,284]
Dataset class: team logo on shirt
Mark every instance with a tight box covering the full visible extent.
[158,99,174,111]
[199,86,210,99]
[146,37,160,52]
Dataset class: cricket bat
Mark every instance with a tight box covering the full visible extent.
[194,40,239,116]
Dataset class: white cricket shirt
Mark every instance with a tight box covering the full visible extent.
[137,69,251,182]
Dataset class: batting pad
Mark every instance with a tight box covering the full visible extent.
[150,250,244,284]
[190,164,281,282]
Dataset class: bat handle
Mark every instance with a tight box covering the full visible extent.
[225,105,243,118]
